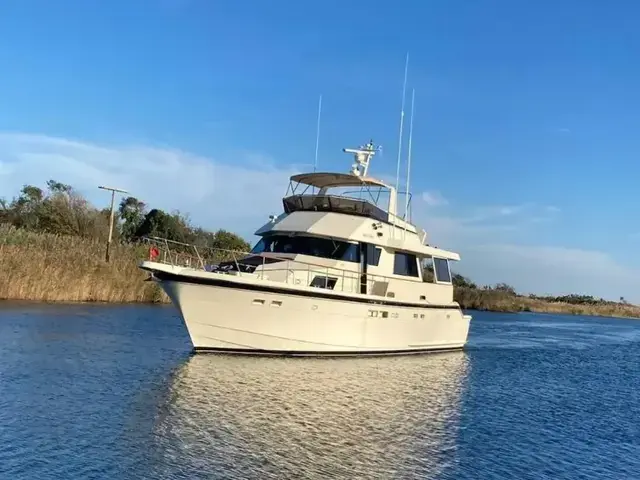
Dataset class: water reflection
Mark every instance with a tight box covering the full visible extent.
[149,353,469,479]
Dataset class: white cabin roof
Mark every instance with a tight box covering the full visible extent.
[290,172,390,190]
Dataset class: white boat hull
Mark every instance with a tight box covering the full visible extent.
[150,267,472,356]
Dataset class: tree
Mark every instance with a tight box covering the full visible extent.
[0,180,113,239]
[209,229,250,252]
[452,273,477,289]
[134,209,190,242]
[19,185,45,203]
[0,198,9,223]
[10,185,45,230]
[494,283,517,295]
[119,196,147,242]
[46,180,72,195]
[1,179,251,256]
[41,184,111,239]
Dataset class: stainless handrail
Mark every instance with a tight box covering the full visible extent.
[141,236,425,295]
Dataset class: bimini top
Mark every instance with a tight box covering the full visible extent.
[289,172,390,190]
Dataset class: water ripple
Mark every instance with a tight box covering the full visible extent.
[1,305,639,479]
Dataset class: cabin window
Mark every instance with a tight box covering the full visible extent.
[393,252,419,277]
[433,258,452,283]
[310,276,338,289]
[251,235,359,262]
[422,257,434,282]
[366,244,382,266]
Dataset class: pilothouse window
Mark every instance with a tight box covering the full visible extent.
[422,257,434,282]
[251,235,359,262]
[433,257,452,283]
[393,252,419,277]
[422,256,452,284]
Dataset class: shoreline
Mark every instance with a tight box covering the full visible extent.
[2,226,637,319]
[1,295,638,320]
[454,286,640,319]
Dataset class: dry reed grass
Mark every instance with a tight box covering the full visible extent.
[0,225,167,303]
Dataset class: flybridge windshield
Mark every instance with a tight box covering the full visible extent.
[251,234,359,263]
[286,180,391,208]
[282,194,390,224]
[284,140,414,223]
[284,180,413,224]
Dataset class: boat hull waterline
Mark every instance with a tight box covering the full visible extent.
[143,262,471,356]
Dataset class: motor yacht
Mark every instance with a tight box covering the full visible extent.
[139,140,472,355]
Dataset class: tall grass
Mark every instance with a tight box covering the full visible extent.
[0,225,167,303]
[455,287,640,319]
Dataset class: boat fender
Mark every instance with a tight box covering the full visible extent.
[149,246,160,261]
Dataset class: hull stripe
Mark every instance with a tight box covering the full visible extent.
[192,346,464,357]
[146,269,460,311]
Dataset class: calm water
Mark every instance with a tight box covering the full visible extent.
[1,305,639,479]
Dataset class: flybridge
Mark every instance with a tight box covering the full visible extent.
[283,140,407,223]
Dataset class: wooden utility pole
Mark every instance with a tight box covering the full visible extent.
[98,185,128,262]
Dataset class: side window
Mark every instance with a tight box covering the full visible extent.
[393,252,419,277]
[422,257,434,282]
[366,244,382,266]
[433,258,451,283]
[310,276,338,289]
